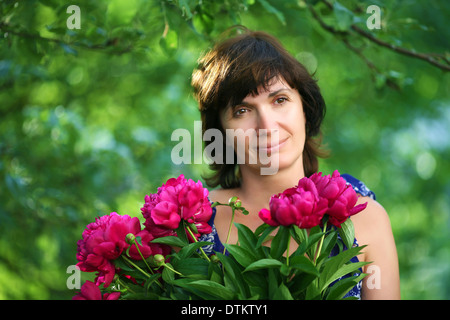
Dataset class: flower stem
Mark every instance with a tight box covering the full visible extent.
[132,239,155,275]
[116,277,136,294]
[286,235,291,266]
[314,221,328,265]
[122,255,163,289]
[122,255,151,278]
[224,207,236,255]
[186,225,211,262]
[162,262,183,276]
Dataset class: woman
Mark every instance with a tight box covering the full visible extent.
[191,28,400,299]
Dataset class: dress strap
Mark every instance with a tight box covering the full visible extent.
[341,174,376,200]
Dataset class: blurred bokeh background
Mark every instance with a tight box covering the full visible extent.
[0,0,448,299]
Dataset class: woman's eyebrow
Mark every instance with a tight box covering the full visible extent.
[268,88,291,98]
[233,88,292,106]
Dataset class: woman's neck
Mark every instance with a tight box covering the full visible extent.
[237,160,305,209]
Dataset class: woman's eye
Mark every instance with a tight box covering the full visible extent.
[274,97,287,105]
[233,107,247,117]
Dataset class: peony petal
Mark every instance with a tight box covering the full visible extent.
[349,202,368,216]
[104,292,121,300]
[79,281,102,300]
[258,208,279,226]
[151,201,181,229]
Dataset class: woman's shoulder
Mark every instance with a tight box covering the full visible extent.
[341,173,386,229]
[346,174,393,257]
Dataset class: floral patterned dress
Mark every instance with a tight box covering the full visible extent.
[198,173,376,300]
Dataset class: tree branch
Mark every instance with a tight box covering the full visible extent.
[350,24,450,72]
[308,0,450,72]
[0,22,133,55]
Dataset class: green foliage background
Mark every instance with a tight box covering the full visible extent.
[0,0,448,299]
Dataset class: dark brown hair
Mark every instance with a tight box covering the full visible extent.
[191,28,327,189]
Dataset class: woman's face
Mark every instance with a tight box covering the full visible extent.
[220,77,306,174]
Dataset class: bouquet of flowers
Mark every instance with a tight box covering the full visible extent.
[73,171,369,300]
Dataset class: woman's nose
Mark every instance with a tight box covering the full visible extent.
[256,107,278,132]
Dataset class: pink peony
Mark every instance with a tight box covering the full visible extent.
[310,170,368,227]
[141,175,213,240]
[259,179,328,229]
[151,201,181,230]
[76,212,164,287]
[258,171,367,229]
[72,280,120,300]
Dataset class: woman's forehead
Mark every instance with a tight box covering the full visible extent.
[251,77,292,96]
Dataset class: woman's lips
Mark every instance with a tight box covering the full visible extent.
[257,137,288,152]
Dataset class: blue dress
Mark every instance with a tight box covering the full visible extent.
[198,174,376,299]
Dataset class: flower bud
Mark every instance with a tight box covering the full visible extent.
[228,196,238,205]
[228,196,241,207]
[147,254,165,267]
[210,254,220,264]
[125,233,136,245]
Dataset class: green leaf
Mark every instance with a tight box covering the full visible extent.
[176,0,193,19]
[325,273,367,300]
[289,255,319,276]
[176,241,213,260]
[319,245,369,292]
[244,258,283,272]
[188,280,236,300]
[270,226,290,259]
[272,282,293,300]
[145,273,162,291]
[255,223,270,236]
[171,258,209,279]
[305,229,326,259]
[290,225,307,243]
[256,225,276,248]
[113,256,135,272]
[267,268,280,299]
[288,273,317,297]
[162,263,175,283]
[280,264,290,276]
[151,236,187,248]
[208,263,224,284]
[170,278,217,299]
[305,280,321,300]
[135,236,143,246]
[333,1,354,31]
[338,219,355,250]
[234,223,257,251]
[187,221,198,234]
[321,261,369,294]
[192,9,214,35]
[258,0,286,25]
[160,29,178,57]
[223,244,256,268]
[176,221,189,244]
[216,253,250,298]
